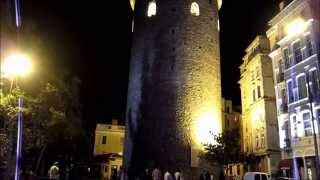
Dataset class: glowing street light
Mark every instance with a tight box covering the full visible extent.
[2,52,32,180]
[2,53,32,78]
[285,18,307,37]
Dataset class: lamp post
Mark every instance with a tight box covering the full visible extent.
[2,52,32,180]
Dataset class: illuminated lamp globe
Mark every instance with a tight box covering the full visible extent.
[2,53,32,78]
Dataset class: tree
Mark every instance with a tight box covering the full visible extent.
[0,76,88,178]
[200,128,242,166]
[200,128,259,173]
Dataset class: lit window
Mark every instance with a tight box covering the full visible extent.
[132,19,134,32]
[147,1,157,17]
[130,0,135,10]
[190,2,200,16]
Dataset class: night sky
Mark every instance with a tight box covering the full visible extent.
[20,0,279,129]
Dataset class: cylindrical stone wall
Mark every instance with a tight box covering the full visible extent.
[124,0,222,178]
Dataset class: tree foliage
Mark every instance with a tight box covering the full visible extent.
[200,128,260,169]
[0,77,87,176]
[200,128,242,166]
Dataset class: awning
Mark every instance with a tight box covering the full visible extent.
[278,159,293,169]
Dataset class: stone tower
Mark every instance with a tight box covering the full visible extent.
[125,0,222,178]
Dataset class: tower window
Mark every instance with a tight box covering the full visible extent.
[147,1,157,17]
[190,2,200,16]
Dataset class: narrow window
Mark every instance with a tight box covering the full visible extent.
[120,137,124,145]
[131,19,134,32]
[288,81,294,103]
[257,86,261,98]
[293,41,302,63]
[305,35,313,57]
[303,112,312,136]
[309,70,318,93]
[297,75,307,99]
[292,116,298,138]
[253,89,256,102]
[283,48,290,68]
[190,2,200,16]
[102,136,107,144]
[256,66,260,78]
[0,118,4,129]
[261,133,265,148]
[147,1,157,17]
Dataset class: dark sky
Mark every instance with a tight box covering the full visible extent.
[20,0,279,129]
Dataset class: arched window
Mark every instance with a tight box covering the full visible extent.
[190,2,200,16]
[130,0,135,11]
[147,1,157,17]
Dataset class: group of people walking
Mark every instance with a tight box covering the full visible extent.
[141,167,183,180]
[114,167,218,180]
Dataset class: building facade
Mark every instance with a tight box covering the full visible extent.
[267,0,320,178]
[94,119,125,179]
[239,36,281,174]
[125,0,223,178]
[222,98,241,131]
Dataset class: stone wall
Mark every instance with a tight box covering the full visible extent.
[124,0,222,179]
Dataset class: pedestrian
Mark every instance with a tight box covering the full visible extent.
[117,166,125,180]
[205,171,210,180]
[174,169,181,180]
[210,174,214,180]
[152,167,161,180]
[65,166,70,180]
[164,170,173,180]
[143,168,152,180]
[200,170,206,180]
[48,162,60,180]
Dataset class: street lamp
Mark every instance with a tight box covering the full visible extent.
[2,52,32,180]
[1,53,32,78]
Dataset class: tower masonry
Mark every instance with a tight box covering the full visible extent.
[125,0,223,178]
